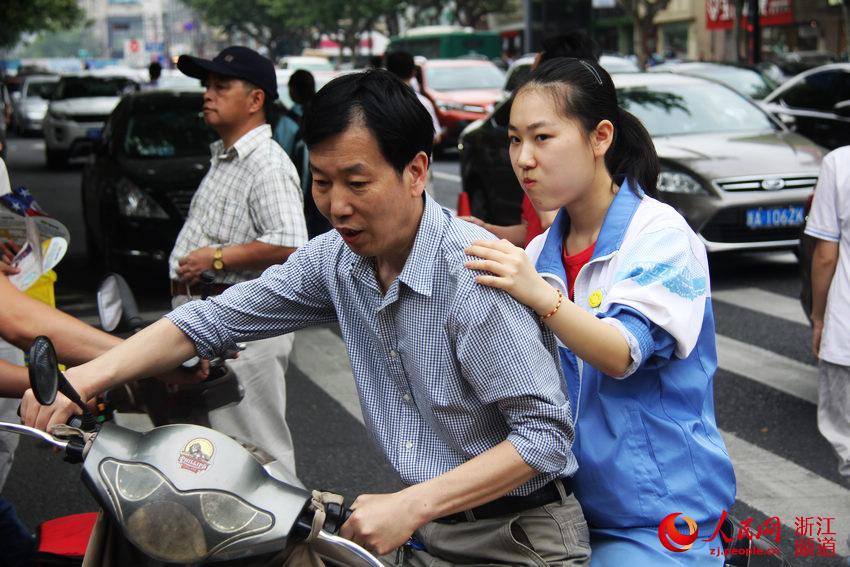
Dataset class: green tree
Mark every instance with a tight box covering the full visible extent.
[180,0,308,57]
[617,0,672,68]
[2,0,84,49]
[16,24,101,58]
[453,0,515,28]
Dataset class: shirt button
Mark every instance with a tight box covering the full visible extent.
[402,394,411,402]
[389,350,398,358]
[405,441,413,450]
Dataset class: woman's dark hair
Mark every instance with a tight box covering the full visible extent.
[302,70,434,175]
[539,31,599,64]
[288,70,316,105]
[517,58,659,196]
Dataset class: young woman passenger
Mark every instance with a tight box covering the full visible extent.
[464,57,736,565]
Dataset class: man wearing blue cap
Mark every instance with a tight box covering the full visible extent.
[170,46,308,484]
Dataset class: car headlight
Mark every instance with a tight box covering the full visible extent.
[26,110,44,119]
[657,170,708,195]
[116,181,169,219]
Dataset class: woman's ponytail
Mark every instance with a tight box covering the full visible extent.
[606,108,659,197]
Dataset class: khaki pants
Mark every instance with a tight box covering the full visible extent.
[386,491,590,567]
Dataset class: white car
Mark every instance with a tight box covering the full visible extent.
[43,74,138,167]
[12,75,58,135]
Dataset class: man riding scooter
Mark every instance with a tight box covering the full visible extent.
[21,70,590,566]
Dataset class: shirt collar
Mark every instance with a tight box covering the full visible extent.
[210,124,272,162]
[349,194,443,298]
[535,178,644,274]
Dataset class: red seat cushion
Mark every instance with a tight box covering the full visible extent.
[37,512,99,557]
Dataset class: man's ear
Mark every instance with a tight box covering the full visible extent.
[248,88,265,115]
[405,151,429,196]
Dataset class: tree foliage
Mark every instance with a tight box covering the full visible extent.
[1,0,85,49]
[616,0,672,68]
[180,0,309,56]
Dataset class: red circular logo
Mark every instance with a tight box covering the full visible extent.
[129,39,140,53]
[658,512,699,552]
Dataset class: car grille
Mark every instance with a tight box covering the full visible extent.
[168,190,195,219]
[713,174,818,192]
[68,113,109,123]
[700,206,803,243]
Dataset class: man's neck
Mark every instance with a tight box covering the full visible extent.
[217,117,266,151]
[374,199,425,293]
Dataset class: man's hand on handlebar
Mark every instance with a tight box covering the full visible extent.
[340,491,426,556]
[20,369,95,432]
[156,359,210,386]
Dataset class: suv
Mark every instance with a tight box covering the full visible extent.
[44,74,138,167]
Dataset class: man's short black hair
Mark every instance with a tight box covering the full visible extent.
[385,51,416,81]
[302,70,434,175]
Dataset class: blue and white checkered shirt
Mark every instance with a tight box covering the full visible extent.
[166,195,577,495]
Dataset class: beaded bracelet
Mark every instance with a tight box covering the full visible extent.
[540,288,563,320]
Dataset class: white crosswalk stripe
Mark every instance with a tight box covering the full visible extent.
[713,287,809,326]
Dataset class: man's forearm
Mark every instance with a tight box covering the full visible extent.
[69,318,197,400]
[0,361,30,397]
[401,440,538,525]
[222,241,297,272]
[0,277,121,364]
[811,240,839,322]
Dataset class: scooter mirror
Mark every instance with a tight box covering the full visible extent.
[28,336,59,405]
[97,274,123,333]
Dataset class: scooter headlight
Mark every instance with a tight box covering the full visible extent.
[114,461,165,501]
[98,459,274,563]
[200,492,263,533]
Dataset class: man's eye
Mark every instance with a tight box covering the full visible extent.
[350,181,368,189]
[313,179,331,189]
[536,134,551,142]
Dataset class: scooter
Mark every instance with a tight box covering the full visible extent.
[95,272,245,429]
[4,336,380,566]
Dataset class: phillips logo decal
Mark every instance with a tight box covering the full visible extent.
[178,438,215,473]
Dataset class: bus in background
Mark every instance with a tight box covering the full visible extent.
[387,26,501,61]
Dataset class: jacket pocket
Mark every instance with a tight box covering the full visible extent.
[626,409,671,501]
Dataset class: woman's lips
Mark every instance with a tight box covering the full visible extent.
[523,178,537,189]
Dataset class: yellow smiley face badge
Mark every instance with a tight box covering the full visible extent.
[588,290,603,308]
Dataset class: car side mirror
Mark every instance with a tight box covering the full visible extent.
[833,100,850,118]
[11,92,20,103]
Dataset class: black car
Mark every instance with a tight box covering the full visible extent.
[762,63,850,150]
[82,90,216,274]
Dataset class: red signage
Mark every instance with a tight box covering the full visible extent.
[706,0,794,30]
[128,38,140,53]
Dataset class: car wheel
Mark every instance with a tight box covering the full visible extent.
[45,148,67,169]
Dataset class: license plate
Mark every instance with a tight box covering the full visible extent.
[745,206,805,229]
[86,127,102,139]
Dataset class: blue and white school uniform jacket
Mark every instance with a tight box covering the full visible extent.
[526,180,736,530]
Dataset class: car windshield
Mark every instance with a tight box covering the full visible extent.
[426,65,504,91]
[678,65,778,99]
[123,98,216,159]
[56,77,136,99]
[25,80,58,99]
[618,82,778,137]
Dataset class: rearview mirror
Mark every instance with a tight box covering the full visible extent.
[28,336,59,405]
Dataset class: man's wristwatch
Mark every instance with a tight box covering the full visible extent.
[213,246,225,271]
